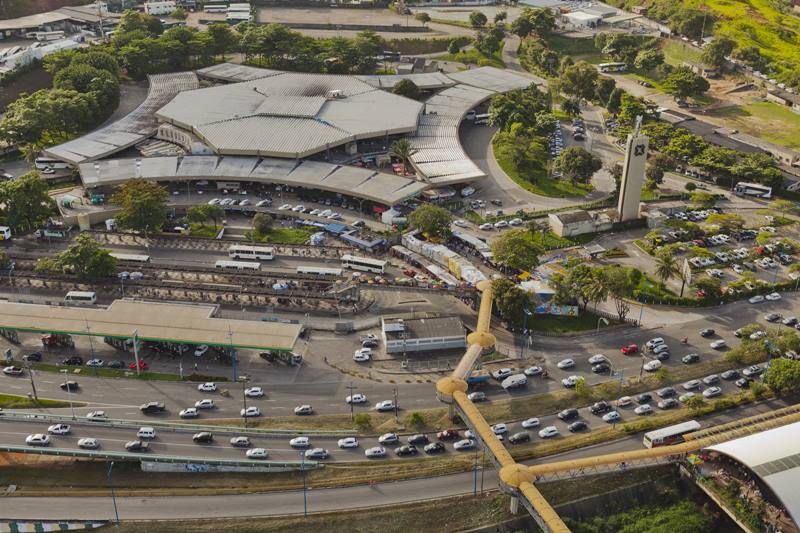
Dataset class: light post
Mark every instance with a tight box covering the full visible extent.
[118,272,125,297]
[107,461,120,525]
[346,381,356,421]
[300,450,308,517]
[25,362,38,401]
[393,387,399,423]
[240,376,249,429]
[61,368,75,419]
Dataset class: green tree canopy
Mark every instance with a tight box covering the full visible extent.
[663,66,710,100]
[469,11,488,29]
[38,232,117,279]
[634,48,665,71]
[0,172,56,232]
[252,212,273,235]
[706,212,744,231]
[111,180,169,236]
[491,229,544,271]
[511,7,555,37]
[491,278,529,325]
[559,61,599,101]
[414,12,431,26]
[408,204,453,240]
[555,146,602,183]
[693,276,722,299]
[701,36,735,68]
[764,358,800,394]
[603,266,640,320]
[392,78,421,100]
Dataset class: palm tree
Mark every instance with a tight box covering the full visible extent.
[654,251,679,286]
[389,138,415,175]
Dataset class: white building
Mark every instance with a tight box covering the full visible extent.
[144,1,177,16]
[562,11,602,29]
[381,316,467,354]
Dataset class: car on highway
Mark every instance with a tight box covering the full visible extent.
[130,361,148,371]
[700,329,715,337]
[378,433,399,445]
[195,399,216,409]
[125,440,148,452]
[408,434,430,445]
[682,353,700,364]
[353,348,372,362]
[453,439,476,451]
[490,424,508,435]
[78,438,99,449]
[453,219,469,228]
[568,421,588,432]
[643,360,662,372]
[556,358,576,369]
[179,407,199,418]
[375,400,395,412]
[86,411,107,420]
[240,406,261,417]
[305,448,329,459]
[47,424,70,435]
[617,396,633,407]
[538,426,559,439]
[365,446,387,458]
[743,365,763,377]
[561,375,580,388]
[294,404,313,416]
[245,386,265,398]
[107,361,124,369]
[590,401,611,415]
[2,366,23,376]
[286,437,308,449]
[61,357,83,366]
[703,386,723,398]
[508,432,531,444]
[197,382,217,392]
[557,408,579,421]
[25,434,50,446]
[602,411,621,423]
[246,448,269,459]
[424,442,446,453]
[620,344,638,355]
[748,295,765,304]
[60,381,79,391]
[491,368,514,380]
[436,429,460,441]
[395,445,418,456]
[634,404,654,415]
[230,436,251,448]
[86,359,104,367]
[346,393,367,404]
[658,398,679,410]
[521,417,541,429]
[524,366,544,376]
[337,437,359,449]
[139,402,165,414]
[193,432,214,444]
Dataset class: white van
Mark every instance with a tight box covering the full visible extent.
[501,374,528,390]
[64,291,96,306]
[137,427,156,439]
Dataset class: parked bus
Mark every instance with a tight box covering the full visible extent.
[215,260,260,271]
[734,182,772,199]
[34,31,65,42]
[34,157,69,170]
[228,245,274,260]
[341,254,387,274]
[204,4,227,12]
[64,291,97,306]
[473,113,490,125]
[643,420,701,448]
[598,62,627,73]
[110,253,150,263]
[296,266,343,277]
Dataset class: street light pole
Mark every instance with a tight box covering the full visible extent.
[26,363,38,401]
[107,461,120,525]
[393,387,399,422]
[240,376,248,429]
[61,369,75,419]
[346,381,355,421]
[300,450,308,517]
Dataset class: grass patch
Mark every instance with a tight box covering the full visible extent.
[661,40,703,67]
[189,224,218,238]
[531,230,595,249]
[0,393,77,409]
[708,101,800,150]
[17,360,227,383]
[432,43,505,68]
[544,34,599,56]
[528,310,620,334]
[247,227,315,245]
[464,210,485,225]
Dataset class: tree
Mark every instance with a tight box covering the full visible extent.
[561,98,581,117]
[71,51,120,78]
[683,395,706,413]
[392,78,421,100]
[603,266,639,321]
[646,164,664,184]
[0,88,98,145]
[555,146,602,184]
[0,172,56,232]
[405,411,425,429]
[606,87,624,114]
[389,138,415,174]
[252,212,273,235]
[111,180,168,237]
[43,232,118,279]
[511,7,555,38]
[685,182,697,192]
[203,204,225,229]
[491,229,543,271]
[491,278,528,325]
[414,12,431,26]
[634,48,664,72]
[475,26,504,55]
[495,11,507,23]
[448,39,461,55]
[170,7,189,20]
[408,204,452,240]
[186,206,208,226]
[207,24,238,58]
[663,67,710,100]
[559,61,599,101]
[594,76,616,105]
[730,153,783,189]
[43,49,79,74]
[354,413,371,430]
[469,11,488,29]
[702,36,735,68]
[669,8,714,41]
[664,132,706,160]
[763,359,800,394]
[654,250,678,286]
[557,264,607,310]
[693,276,722,299]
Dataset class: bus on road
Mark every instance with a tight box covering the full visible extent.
[341,255,387,274]
[734,182,772,199]
[598,62,627,72]
[110,253,150,263]
[296,266,343,277]
[228,245,274,260]
[643,420,701,448]
[215,260,261,271]
[64,291,97,306]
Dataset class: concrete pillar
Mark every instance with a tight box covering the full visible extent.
[447,403,455,420]
[509,496,519,515]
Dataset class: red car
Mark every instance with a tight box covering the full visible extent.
[436,429,460,441]
[620,344,638,355]
[129,361,148,370]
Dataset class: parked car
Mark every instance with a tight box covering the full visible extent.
[538,426,559,439]
[521,417,540,428]
[365,446,387,459]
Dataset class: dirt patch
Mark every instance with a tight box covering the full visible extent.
[0,67,53,112]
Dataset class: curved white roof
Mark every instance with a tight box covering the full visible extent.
[707,421,800,525]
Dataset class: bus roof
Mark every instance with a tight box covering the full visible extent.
[229,245,274,251]
[644,420,701,439]
[65,291,96,297]
[342,254,387,266]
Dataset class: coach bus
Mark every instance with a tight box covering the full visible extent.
[734,182,772,199]
[228,245,274,260]
[598,62,627,73]
[64,291,97,306]
[110,253,151,263]
[215,260,261,271]
[643,420,701,448]
[34,157,70,170]
[296,266,343,277]
[204,4,227,12]
[341,254,387,274]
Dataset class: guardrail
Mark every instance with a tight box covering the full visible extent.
[2,411,352,438]
[0,444,317,469]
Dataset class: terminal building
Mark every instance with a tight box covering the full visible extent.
[381,316,467,354]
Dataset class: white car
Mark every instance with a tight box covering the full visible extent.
[561,375,580,388]
[749,295,765,304]
[194,345,209,358]
[645,338,665,350]
[524,366,544,377]
[643,360,662,372]
[557,358,575,369]
[494,220,509,229]
[617,396,633,407]
[353,348,372,362]
[365,446,387,458]
[491,368,514,380]
[245,386,265,398]
[78,437,99,449]
[509,218,524,226]
[538,426,559,439]
[652,344,670,355]
[292,205,305,212]
[86,411,107,420]
[289,436,309,448]
[602,411,621,423]
[703,386,723,398]
[195,399,216,409]
[337,437,359,449]
[256,199,271,207]
[491,423,508,435]
[208,198,221,205]
[733,264,744,274]
[749,331,766,340]
[634,404,654,415]
[683,379,701,390]
[47,424,70,435]
[521,417,540,429]
[278,203,292,210]
[240,406,261,417]
[294,404,313,415]
[378,433,399,445]
[479,223,493,231]
[246,448,269,459]
[375,400,395,412]
[197,382,217,392]
[587,354,608,365]
[766,292,782,301]
[467,391,486,402]
[86,359,104,367]
[230,436,251,448]
[179,408,199,418]
[25,434,50,446]
[239,199,250,206]
[346,393,367,404]
[454,219,468,228]
[453,439,476,451]
[710,340,727,350]
[679,392,696,402]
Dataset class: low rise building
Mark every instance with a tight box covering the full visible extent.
[144,1,177,16]
[766,88,800,114]
[381,316,467,354]
[548,209,615,237]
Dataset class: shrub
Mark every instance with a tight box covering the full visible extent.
[405,411,425,429]
[354,413,372,430]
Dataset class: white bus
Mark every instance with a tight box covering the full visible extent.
[473,113,490,125]
[64,291,97,306]
[734,182,772,199]
[34,157,70,170]
[341,254,387,274]
[643,420,701,448]
[228,245,274,260]
[204,4,227,12]
[296,266,343,277]
[110,253,151,263]
[35,31,65,42]
[598,62,627,73]
[215,260,261,271]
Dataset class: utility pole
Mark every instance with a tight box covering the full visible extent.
[240,376,249,429]
[393,387,399,422]
[107,461,120,524]
[346,382,356,421]
[26,363,38,401]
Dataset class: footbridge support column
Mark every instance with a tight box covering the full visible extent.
[509,496,519,514]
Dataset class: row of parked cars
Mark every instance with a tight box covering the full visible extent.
[478,218,525,231]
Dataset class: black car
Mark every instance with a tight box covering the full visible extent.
[568,421,588,432]
[139,402,166,414]
[193,432,213,444]
[59,381,79,391]
[721,370,740,380]
[107,360,125,369]
[635,393,652,404]
[590,401,611,415]
[657,398,679,410]
[61,356,83,366]
[700,328,715,337]
[408,434,429,445]
[22,352,43,362]
[765,313,782,323]
[423,442,446,454]
[557,408,579,421]
[592,363,611,374]
[655,351,671,361]
[735,378,752,388]
[656,387,675,398]
[125,440,149,452]
[509,432,531,444]
[361,340,378,349]
[394,445,418,456]
[682,353,700,364]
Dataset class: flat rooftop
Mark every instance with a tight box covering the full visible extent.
[0,300,301,352]
[382,316,465,340]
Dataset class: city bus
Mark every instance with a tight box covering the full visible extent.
[598,62,627,73]
[34,157,70,170]
[642,420,701,448]
[214,260,261,271]
[110,253,151,263]
[341,254,387,274]
[473,113,490,125]
[204,4,227,12]
[228,245,274,260]
[734,182,772,199]
[64,291,97,306]
[296,266,343,277]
